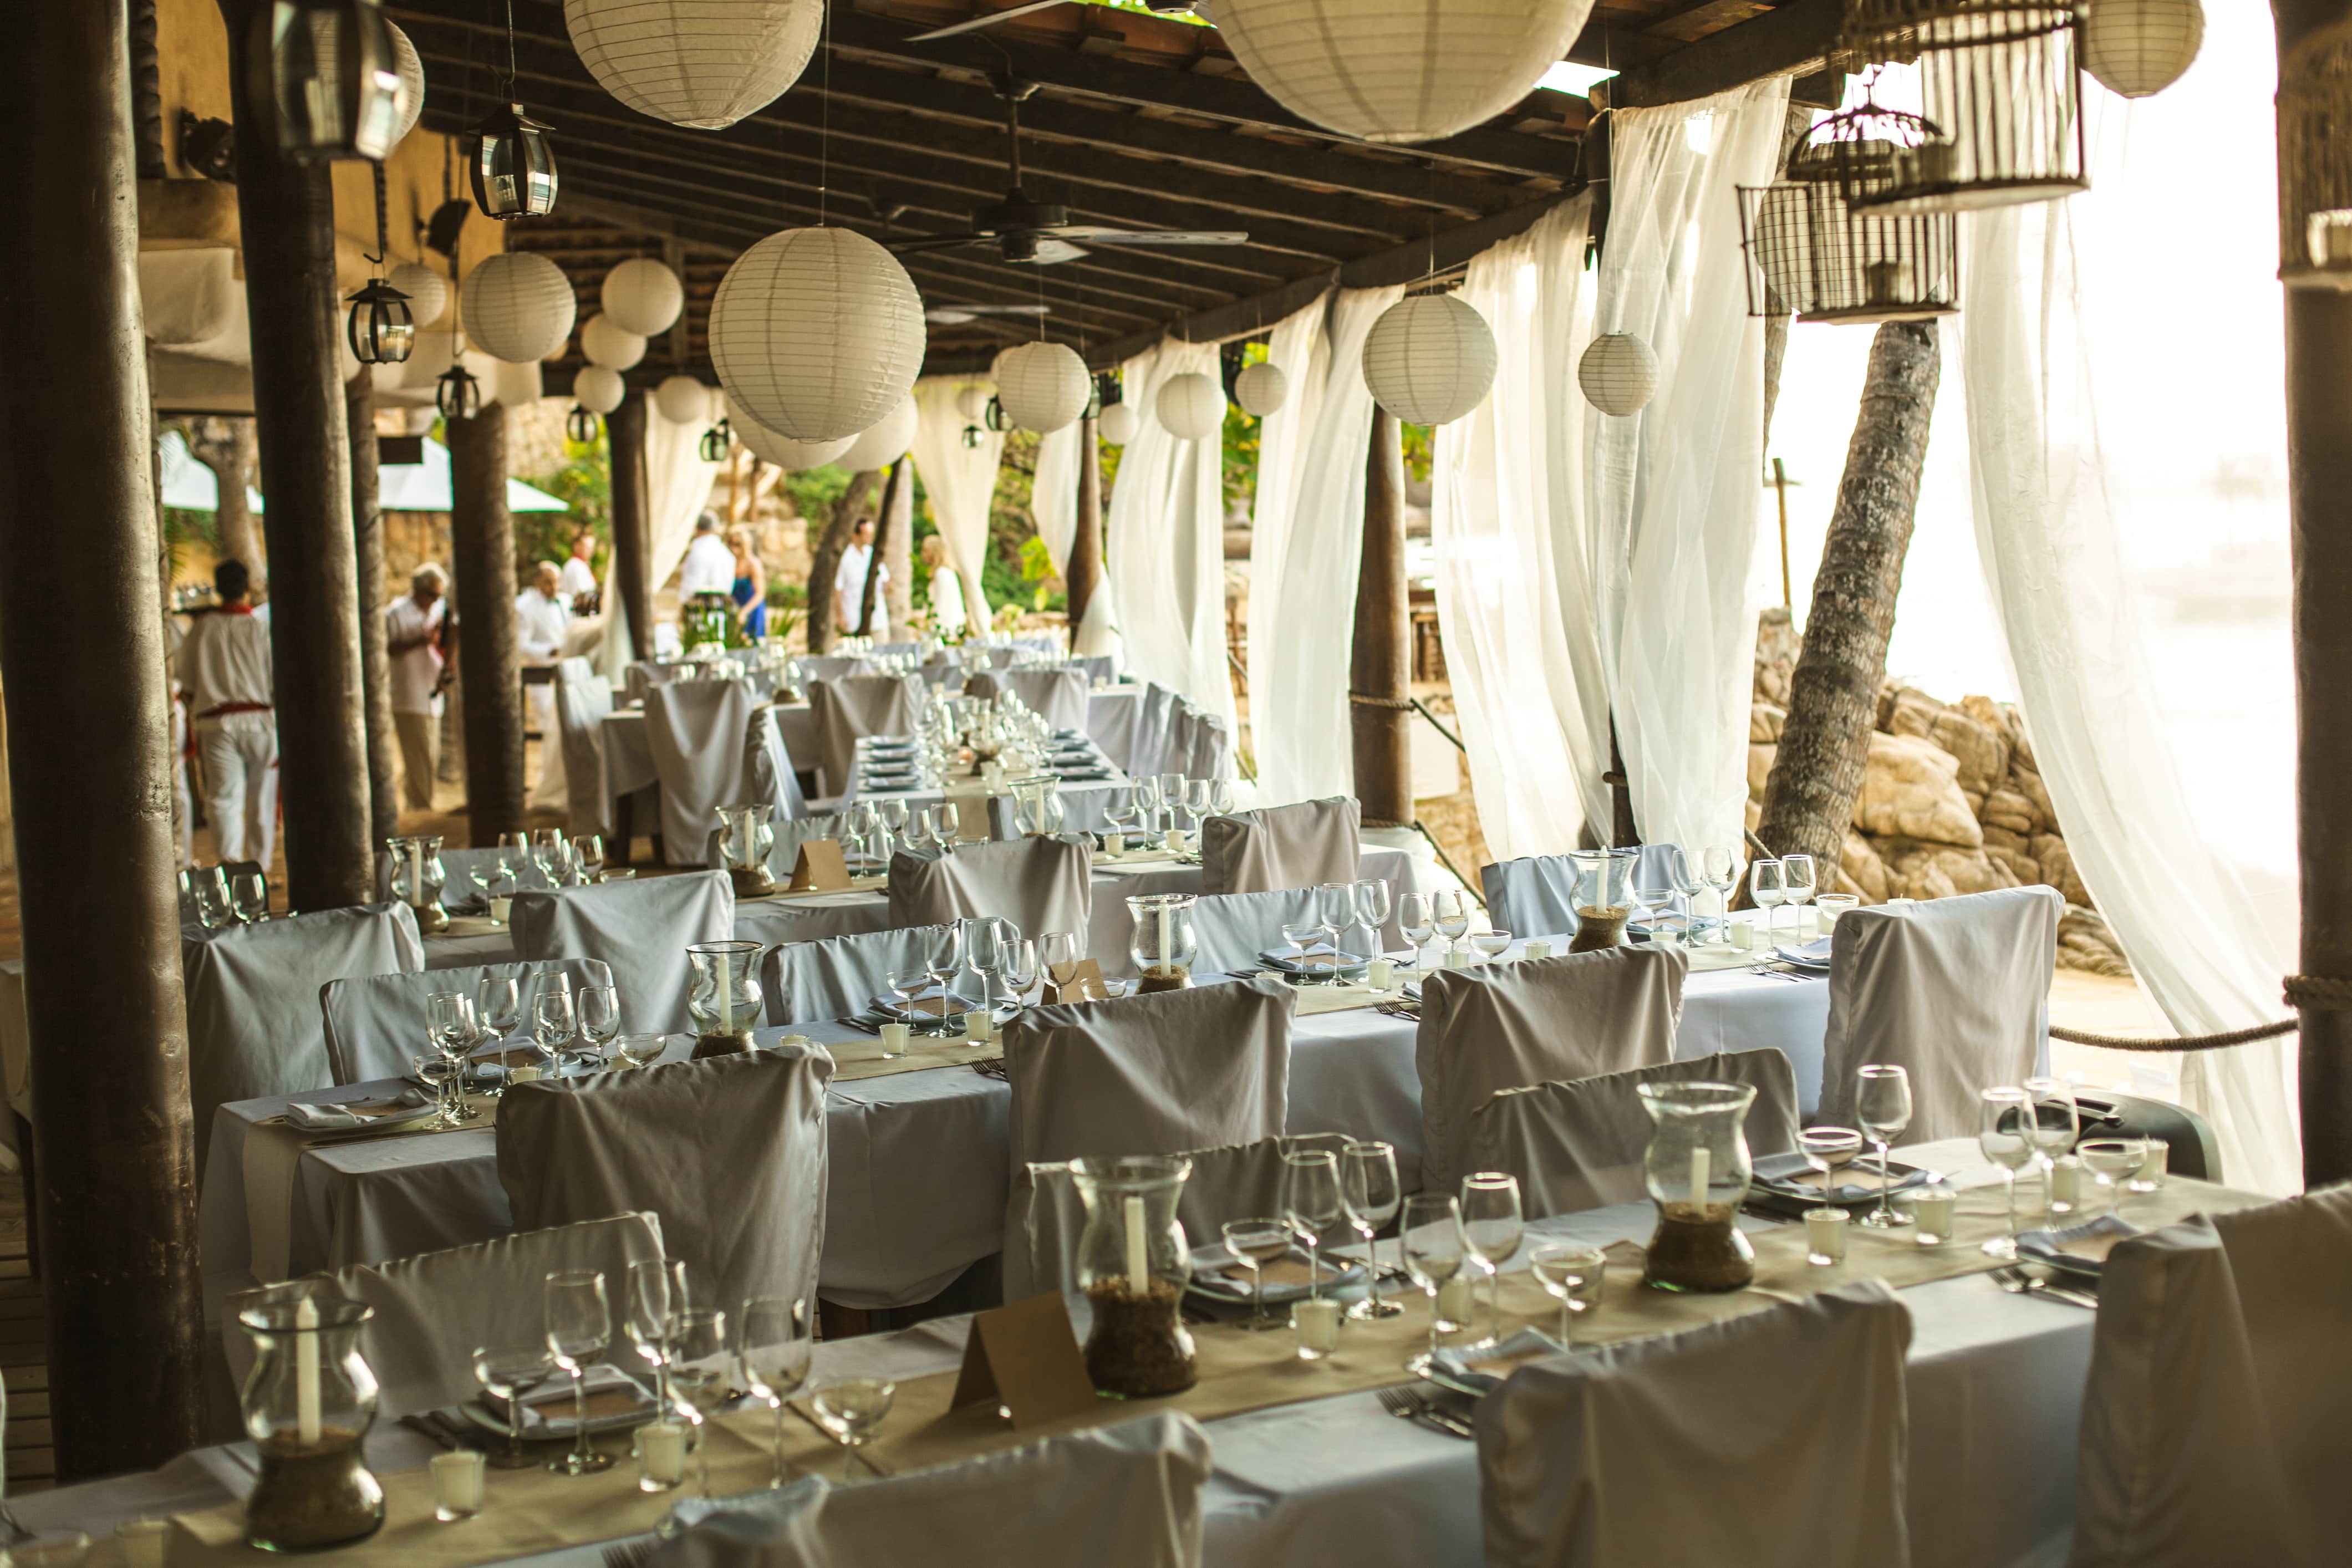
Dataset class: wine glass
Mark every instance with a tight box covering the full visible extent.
[739,1296,813,1488]
[230,870,269,924]
[1854,1065,1913,1229]
[1432,889,1472,965]
[1001,939,1039,1012]
[1398,893,1435,971]
[877,798,908,856]
[923,924,965,1026]
[843,802,879,874]
[572,835,606,883]
[2080,1138,2148,1218]
[190,868,231,931]
[1400,1194,1465,1372]
[1210,780,1235,815]
[933,800,961,851]
[498,831,530,888]
[1040,930,1080,987]
[1280,920,1326,982]
[2024,1076,2079,1198]
[1978,1087,2035,1259]
[1781,853,1818,936]
[1155,773,1186,837]
[577,986,622,1070]
[1279,1149,1344,1300]
[665,1310,731,1470]
[411,1053,459,1128]
[472,1341,557,1470]
[543,1270,615,1475]
[531,989,577,1077]
[1341,1141,1403,1321]
[1316,884,1357,981]
[475,976,524,1077]
[1528,1244,1605,1348]
[623,1259,685,1432]
[1127,780,1159,841]
[1459,1172,1523,1348]
[810,1378,895,1481]
[1220,1218,1290,1333]
[1750,859,1788,945]
[1471,929,1514,966]
[426,991,482,1126]
[1669,847,1706,938]
[1702,846,1740,944]
[1183,780,1214,842]
[963,917,1004,1011]
[1353,878,1392,956]
[530,829,567,887]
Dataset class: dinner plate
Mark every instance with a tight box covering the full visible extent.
[1258,946,1372,982]
[868,989,1020,1026]
[1773,938,1833,970]
[1187,1243,1365,1306]
[460,1372,659,1439]
[1748,1151,1934,1213]
[2017,1213,2140,1281]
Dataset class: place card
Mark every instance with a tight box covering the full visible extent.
[948,1294,1098,1430]
[787,838,853,892]
[1045,958,1108,1004]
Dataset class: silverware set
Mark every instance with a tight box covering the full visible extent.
[1991,1266,2100,1309]
[1376,1384,1475,1440]
[1745,961,1811,983]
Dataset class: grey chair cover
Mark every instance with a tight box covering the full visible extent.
[759,926,946,1027]
[374,846,554,905]
[223,1213,666,1417]
[1179,709,1235,781]
[745,706,811,822]
[887,837,1092,938]
[1129,683,1180,779]
[1478,1279,1913,1568]
[797,655,868,685]
[965,668,1090,733]
[655,1412,1212,1568]
[555,656,616,836]
[627,658,690,707]
[183,904,423,1181]
[1069,654,1117,688]
[1467,1050,1801,1220]
[1818,885,2062,1143]
[1185,887,1326,976]
[647,680,761,867]
[1199,797,1362,897]
[1479,856,1586,941]
[2069,1185,2352,1568]
[808,675,922,796]
[497,1046,833,1321]
[510,872,735,1035]
[1414,945,1686,1197]
[319,958,614,1085]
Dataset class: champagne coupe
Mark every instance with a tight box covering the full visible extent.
[577,986,622,1070]
[543,1270,615,1475]
[1978,1087,2035,1259]
[1278,1149,1344,1300]
[2080,1137,2148,1218]
[531,989,577,1078]
[1855,1065,1914,1229]
[1400,1194,1466,1372]
[472,1341,557,1470]
[810,1379,895,1481]
[1341,1141,1403,1321]
[739,1296,813,1488]
[1459,1173,1524,1349]
[1528,1245,1605,1348]
[1220,1218,1290,1333]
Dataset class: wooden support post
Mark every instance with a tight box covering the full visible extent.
[609,391,654,663]
[1351,410,1413,827]
[883,456,913,635]
[0,0,205,1474]
[220,0,373,908]
[1068,412,1105,646]
[348,373,399,847]
[447,407,526,844]
[858,459,905,638]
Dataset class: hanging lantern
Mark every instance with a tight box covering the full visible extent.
[1579,333,1659,416]
[1361,294,1496,426]
[459,252,577,364]
[344,277,414,365]
[2283,31,2352,287]
[437,363,482,419]
[1210,0,1596,145]
[386,21,425,143]
[388,261,447,327]
[1233,361,1291,418]
[955,385,992,424]
[2083,0,2203,98]
[993,343,1091,433]
[710,228,925,441]
[574,364,627,415]
[699,420,733,462]
[602,257,685,336]
[1155,372,1226,443]
[730,398,855,468]
[566,404,601,443]
[1738,102,1961,325]
[655,374,715,425]
[246,0,403,162]
[579,313,647,369]
[1097,400,1140,445]
[566,0,823,129]
[838,394,917,472]
[467,101,559,219]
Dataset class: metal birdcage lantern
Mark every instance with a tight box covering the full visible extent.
[467,102,559,220]
[1839,0,2086,212]
[1739,101,1960,324]
[2280,27,2352,288]
[566,404,600,443]
[437,364,481,420]
[699,418,732,462]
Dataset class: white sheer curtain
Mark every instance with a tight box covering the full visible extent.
[1106,340,1234,722]
[1245,285,1403,802]
[909,378,1000,635]
[1432,198,1612,859]
[1590,77,1791,851]
[1032,422,1078,573]
[598,402,723,675]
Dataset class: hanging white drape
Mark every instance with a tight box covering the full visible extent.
[1590,77,1791,852]
[1105,340,1234,722]
[909,378,1000,637]
[1031,422,1078,573]
[1432,198,1613,860]
[599,405,724,675]
[1245,285,1405,803]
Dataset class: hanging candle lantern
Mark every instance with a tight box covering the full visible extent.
[1362,293,1496,426]
[437,363,482,419]
[388,261,447,327]
[730,398,855,468]
[1097,400,1139,446]
[655,374,715,425]
[246,0,403,161]
[993,343,1092,434]
[710,228,925,441]
[386,21,425,143]
[699,419,733,463]
[579,313,646,369]
[1210,0,1596,144]
[1738,100,1961,325]
[1579,332,1659,416]
[2083,0,2203,98]
[573,363,627,415]
[602,257,684,336]
[2283,30,2352,286]
[566,0,823,129]
[838,394,917,472]
[566,404,601,443]
[1234,361,1291,418]
[1155,372,1226,443]
[459,252,577,364]
[467,101,559,219]
[344,277,414,365]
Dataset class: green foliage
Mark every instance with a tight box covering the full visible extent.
[780,465,856,533]
[1401,422,1435,485]
[516,430,610,576]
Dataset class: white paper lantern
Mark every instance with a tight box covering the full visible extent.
[1578,332,1660,417]
[387,22,426,144]
[573,363,627,414]
[955,385,992,424]
[566,0,823,129]
[602,256,685,337]
[459,252,578,364]
[838,394,918,472]
[1155,372,1226,443]
[1234,360,1291,418]
[1361,294,1497,426]
[710,227,926,442]
[992,342,1092,433]
[653,374,713,425]
[579,313,646,369]
[2084,0,2203,98]
[728,396,853,469]
[1097,401,1139,445]
[1211,0,1597,144]
[389,261,447,328]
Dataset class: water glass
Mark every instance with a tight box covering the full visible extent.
[230,870,269,924]
[473,1341,557,1469]
[1221,1218,1290,1333]
[1400,1194,1465,1371]
[2128,1141,2170,1194]
[1854,1065,1913,1228]
[1528,1244,1605,1347]
[1804,1206,1850,1266]
[1341,1141,1403,1321]
[739,1296,813,1488]
[1977,1087,2034,1259]
[1279,1150,1344,1300]
[543,1270,615,1475]
[190,868,231,931]
[1911,1182,1959,1246]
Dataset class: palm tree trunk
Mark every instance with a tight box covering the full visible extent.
[805,468,880,654]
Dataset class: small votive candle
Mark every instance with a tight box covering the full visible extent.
[2049,1155,2084,1213]
[1292,1297,1341,1361]
[1443,948,1470,971]
[638,1420,689,1492]
[1103,831,1126,857]
[1163,828,1184,853]
[1734,919,1758,952]
[430,1450,486,1521]
[1437,1272,1476,1330]
[489,896,512,925]
[116,1520,171,1568]
[1805,1205,1849,1266]
[963,1009,993,1043]
[1367,958,1396,992]
[1912,1184,1958,1246]
[1522,939,1552,961]
[879,1021,912,1058]
[2128,1142,2169,1193]
[508,1063,541,1085]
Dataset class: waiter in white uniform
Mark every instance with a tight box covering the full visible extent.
[176,560,277,865]
[558,531,600,612]
[516,561,572,808]
[385,565,447,812]
[834,516,890,641]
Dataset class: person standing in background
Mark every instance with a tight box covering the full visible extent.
[835,517,890,642]
[728,528,767,641]
[920,534,964,640]
[678,511,734,599]
[385,564,448,813]
[558,529,600,613]
[162,610,192,867]
[516,561,572,808]
[177,559,276,864]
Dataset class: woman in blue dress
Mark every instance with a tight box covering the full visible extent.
[727,527,767,641]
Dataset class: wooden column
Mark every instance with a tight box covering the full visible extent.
[220,0,372,908]
[0,0,204,1474]
[608,390,654,662]
[348,373,399,847]
[1350,410,1413,827]
[1068,411,1105,644]
[447,406,526,844]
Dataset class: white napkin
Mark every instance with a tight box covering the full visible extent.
[281,1090,430,1131]
[486,1363,651,1426]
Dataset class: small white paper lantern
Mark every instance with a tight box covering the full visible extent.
[387,23,426,144]
[955,385,992,424]
[1234,361,1291,418]
[729,396,854,469]
[459,251,578,364]
[1097,401,1140,445]
[603,256,685,337]
[579,313,647,369]
[993,342,1091,433]
[710,227,926,441]
[1156,372,1226,443]
[389,261,447,328]
[1362,293,1497,426]
[2084,0,2204,99]
[566,0,822,130]
[1211,0,1597,144]
[1578,332,1661,417]
[655,374,715,425]
[573,363,627,414]
[838,394,918,472]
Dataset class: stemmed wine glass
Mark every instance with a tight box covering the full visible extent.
[1432,889,1472,966]
[1798,1125,1865,1193]
[543,1270,615,1475]
[190,868,231,932]
[623,1259,686,1439]
[1459,1173,1524,1350]
[1781,853,1818,936]
[1398,893,1435,973]
[739,1296,813,1488]
[578,985,622,1070]
[1854,1065,1914,1229]
[1400,1194,1465,1372]
[230,870,269,924]
[1220,1218,1290,1333]
[1702,846,1740,944]
[2080,1137,2149,1219]
[1001,939,1039,1013]
[530,829,568,888]
[665,1310,731,1494]
[1750,859,1788,946]
[476,976,525,1081]
[1316,884,1357,983]
[1528,1245,1605,1348]
[1978,1087,2035,1259]
[1354,878,1393,960]
[933,800,962,852]
[1040,930,1080,989]
[1668,847,1705,939]
[810,1379,895,1481]
[531,989,577,1078]
[964,917,1004,1014]
[1278,1149,1343,1301]
[498,832,530,889]
[923,924,964,1033]
[902,807,936,858]
[1183,780,1214,843]
[472,1341,557,1470]
[426,991,482,1126]
[1155,773,1187,838]
[1126,780,1158,844]
[1210,780,1235,815]
[571,835,606,884]
[877,798,908,858]
[2024,1076,2079,1203]
[1341,1141,1403,1321]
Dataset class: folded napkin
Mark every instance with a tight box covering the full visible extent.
[281,1090,430,1132]
[484,1364,653,1427]
[1428,1328,1567,1395]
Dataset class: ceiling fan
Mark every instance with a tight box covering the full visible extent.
[926,303,1053,325]
[909,1,1208,45]
[884,75,1248,264]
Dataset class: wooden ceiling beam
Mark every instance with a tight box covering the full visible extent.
[1597,0,1844,110]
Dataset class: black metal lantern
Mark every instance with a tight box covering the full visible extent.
[467,103,559,220]
[983,396,1010,434]
[345,277,414,364]
[1739,100,1960,325]
[246,0,401,162]
[699,419,732,462]
[567,404,601,444]
[437,364,482,420]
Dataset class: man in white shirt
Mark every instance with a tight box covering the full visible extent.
[385,564,448,812]
[834,517,891,641]
[176,560,277,865]
[558,530,600,612]
[516,561,571,807]
[678,511,735,600]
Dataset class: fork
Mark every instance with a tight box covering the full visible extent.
[602,1542,659,1568]
[1376,1384,1474,1439]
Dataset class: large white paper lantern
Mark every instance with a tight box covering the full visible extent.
[729,398,855,469]
[1156,372,1226,442]
[1097,401,1139,445]
[1361,293,1496,425]
[1578,332,1660,416]
[459,252,577,364]
[993,342,1091,433]
[711,227,926,441]
[955,385,992,424]
[389,261,447,328]
[1234,360,1291,418]
[838,394,917,472]
[603,256,685,336]
[386,22,426,144]
[2084,0,2203,98]
[655,374,714,424]
[579,313,647,369]
[573,364,627,414]
[566,0,822,129]
[1211,0,1597,144]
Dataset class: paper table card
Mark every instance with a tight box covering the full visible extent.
[948,1294,1098,1430]
[1045,958,1108,1004]
[787,838,853,893]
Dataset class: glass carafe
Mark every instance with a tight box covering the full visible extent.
[385,834,449,935]
[1566,847,1641,951]
[1638,1080,1759,1292]
[238,1289,385,1551]
[686,940,763,1059]
[717,805,778,898]
[1071,1155,1197,1398]
[1127,893,1197,992]
[1010,775,1066,837]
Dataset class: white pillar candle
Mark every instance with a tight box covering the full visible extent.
[1912,1186,1957,1245]
[1157,901,1173,976]
[293,1294,322,1445]
[1293,1297,1341,1359]
[1163,827,1182,853]
[431,1450,486,1519]
[115,1519,172,1568]
[879,1021,912,1059]
[490,895,511,925]
[1368,959,1396,992]
[1804,1206,1849,1265]
[716,952,733,1035]
[1437,1272,1475,1327]
[1687,1147,1711,1214]
[1104,831,1126,857]
[963,1009,991,1043]
[1523,940,1552,961]
[2050,1156,2084,1210]
[1123,1194,1150,1297]
[638,1420,689,1490]
[409,842,425,907]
